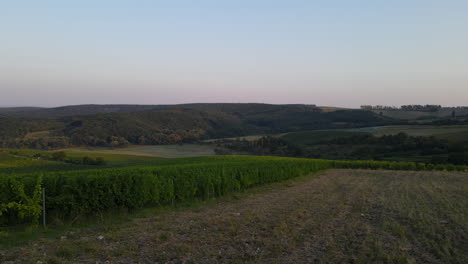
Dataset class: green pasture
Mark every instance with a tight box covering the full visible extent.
[281,130,366,145]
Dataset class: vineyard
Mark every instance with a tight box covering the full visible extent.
[1,154,467,227]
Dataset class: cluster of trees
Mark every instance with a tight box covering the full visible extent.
[444,153,468,165]
[69,135,130,148]
[327,132,449,153]
[214,136,303,157]
[50,152,105,166]
[27,151,106,166]
[68,130,206,147]
[361,105,442,112]
[361,105,398,110]
[400,105,442,112]
[215,133,468,166]
[1,136,71,150]
[428,118,468,126]
[135,129,206,145]
[74,156,106,165]
[312,133,467,164]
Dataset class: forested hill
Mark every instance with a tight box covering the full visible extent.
[0,107,45,115]
[0,104,167,118]
[0,103,397,149]
[0,103,322,119]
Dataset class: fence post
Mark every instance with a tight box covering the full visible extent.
[171,178,175,207]
[42,188,46,229]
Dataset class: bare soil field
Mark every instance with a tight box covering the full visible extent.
[1,169,467,263]
[63,144,216,158]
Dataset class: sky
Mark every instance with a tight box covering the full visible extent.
[1,0,467,108]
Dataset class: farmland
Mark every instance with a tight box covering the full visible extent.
[63,144,217,158]
[1,152,466,224]
[0,152,82,174]
[1,139,467,264]
[0,155,335,228]
[348,125,468,138]
[2,0,468,262]
[1,105,467,263]
[1,169,466,263]
[278,125,468,142]
[0,149,165,173]
[261,125,468,163]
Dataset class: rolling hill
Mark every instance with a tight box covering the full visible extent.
[371,108,468,120]
[0,103,397,149]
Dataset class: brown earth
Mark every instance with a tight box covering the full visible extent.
[1,169,467,264]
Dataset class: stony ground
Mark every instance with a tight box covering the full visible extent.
[1,169,467,263]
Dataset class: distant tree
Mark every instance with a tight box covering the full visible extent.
[138,136,148,145]
[82,156,92,165]
[94,157,106,165]
[51,151,66,161]
[447,153,468,165]
[452,110,456,118]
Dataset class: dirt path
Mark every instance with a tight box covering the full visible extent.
[1,169,467,263]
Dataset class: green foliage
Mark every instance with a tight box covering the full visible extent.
[51,151,66,161]
[0,152,76,174]
[278,131,468,164]
[281,130,367,145]
[215,136,304,157]
[1,155,466,227]
[0,156,333,225]
[1,104,394,149]
[0,150,107,172]
[66,156,107,165]
[0,175,42,226]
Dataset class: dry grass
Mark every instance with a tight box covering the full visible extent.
[64,144,216,158]
[1,169,467,263]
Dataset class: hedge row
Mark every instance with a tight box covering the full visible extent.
[0,157,333,225]
[1,156,467,226]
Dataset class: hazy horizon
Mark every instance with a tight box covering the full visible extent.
[1,1,467,108]
[2,102,468,110]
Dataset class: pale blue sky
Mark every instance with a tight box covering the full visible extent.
[1,0,467,107]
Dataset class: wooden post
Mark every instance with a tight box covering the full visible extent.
[42,188,46,229]
[171,178,175,207]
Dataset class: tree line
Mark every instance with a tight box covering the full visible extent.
[215,133,468,165]
[361,105,443,112]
